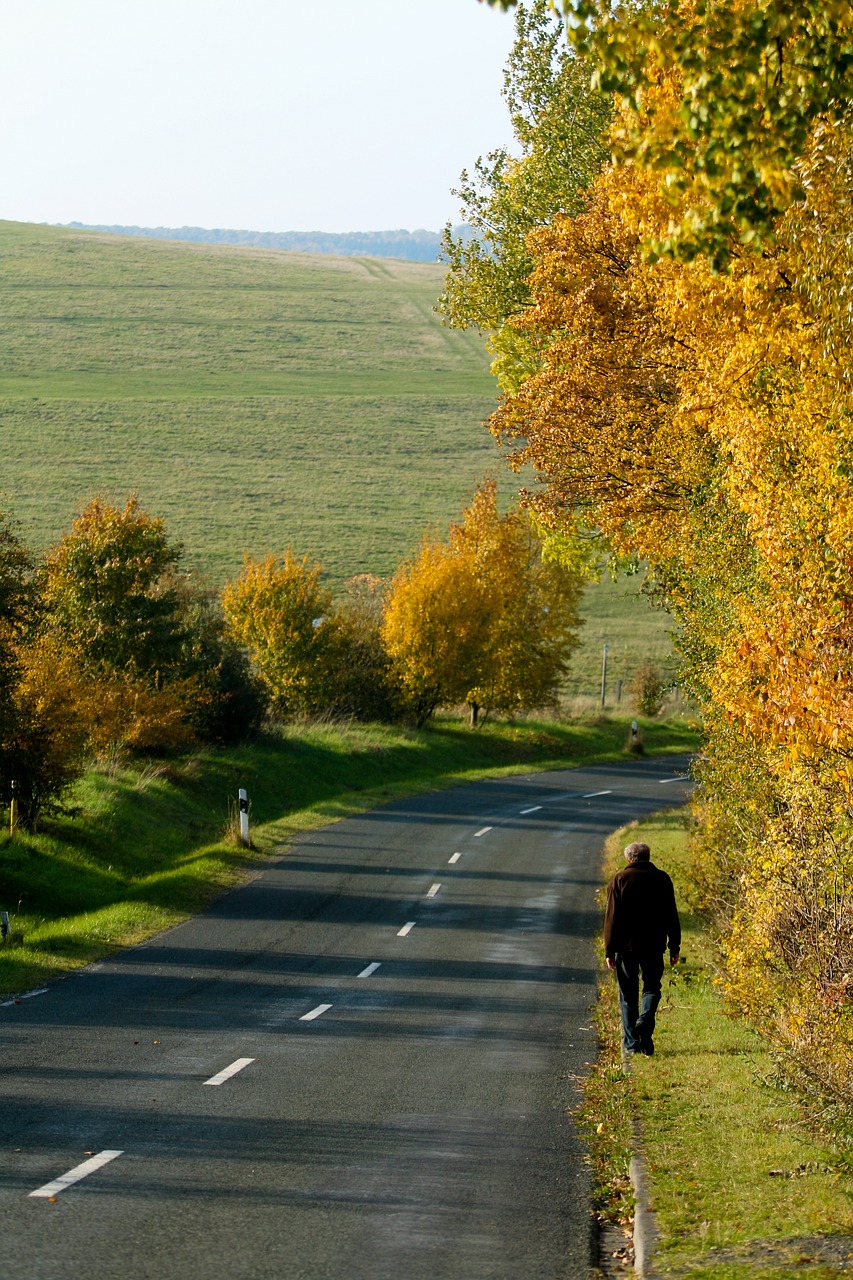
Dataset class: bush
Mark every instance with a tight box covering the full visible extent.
[631,662,666,716]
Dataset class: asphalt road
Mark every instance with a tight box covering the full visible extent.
[1,754,692,1280]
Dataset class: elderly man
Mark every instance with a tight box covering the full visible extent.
[604,840,681,1055]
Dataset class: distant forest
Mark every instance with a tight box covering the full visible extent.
[61,222,473,262]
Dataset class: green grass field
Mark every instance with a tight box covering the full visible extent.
[0,218,675,696]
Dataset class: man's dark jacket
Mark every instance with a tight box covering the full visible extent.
[604,860,681,960]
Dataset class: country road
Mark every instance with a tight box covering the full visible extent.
[1,754,692,1280]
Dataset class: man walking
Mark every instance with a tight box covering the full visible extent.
[604,840,681,1055]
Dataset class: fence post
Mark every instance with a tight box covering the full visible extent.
[600,643,609,708]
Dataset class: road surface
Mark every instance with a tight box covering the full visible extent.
[1,754,692,1279]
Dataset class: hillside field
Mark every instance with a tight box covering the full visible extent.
[0,219,674,698]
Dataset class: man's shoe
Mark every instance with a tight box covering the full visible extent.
[639,1036,654,1056]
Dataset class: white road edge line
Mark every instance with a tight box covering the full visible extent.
[29,1150,124,1198]
[448,852,461,864]
[204,1057,256,1085]
[397,922,416,937]
[426,883,441,899]
[659,778,682,783]
[583,790,612,798]
[520,806,542,814]
[474,826,492,837]
[299,1004,332,1022]
[358,962,381,978]
[1,987,49,1008]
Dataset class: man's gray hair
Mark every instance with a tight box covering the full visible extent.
[624,841,651,863]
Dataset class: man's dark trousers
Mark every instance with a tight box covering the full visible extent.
[615,950,664,1052]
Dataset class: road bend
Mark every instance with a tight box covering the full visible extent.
[1,754,692,1280]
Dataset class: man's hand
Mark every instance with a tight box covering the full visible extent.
[670,951,680,966]
[606,956,616,971]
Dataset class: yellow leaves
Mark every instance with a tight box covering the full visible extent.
[381,481,583,724]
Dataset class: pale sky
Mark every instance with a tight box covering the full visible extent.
[1,0,518,232]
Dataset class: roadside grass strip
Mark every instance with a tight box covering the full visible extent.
[581,810,853,1280]
[30,1150,124,1198]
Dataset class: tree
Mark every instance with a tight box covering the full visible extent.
[484,0,853,267]
[440,1,610,391]
[382,481,583,725]
[381,536,493,726]
[0,508,36,812]
[4,637,88,829]
[42,495,186,681]
[222,550,337,716]
[169,574,267,743]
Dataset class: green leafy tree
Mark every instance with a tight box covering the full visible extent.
[484,0,853,267]
[170,574,267,743]
[42,495,186,681]
[440,0,610,391]
[329,575,404,722]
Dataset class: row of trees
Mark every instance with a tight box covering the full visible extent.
[455,2,853,1106]
[0,480,584,830]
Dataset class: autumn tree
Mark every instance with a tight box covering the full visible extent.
[0,509,37,813]
[486,0,853,267]
[478,72,853,1102]
[42,496,186,681]
[382,481,582,725]
[3,637,89,829]
[222,550,338,716]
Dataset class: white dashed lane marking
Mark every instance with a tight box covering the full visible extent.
[426,883,441,899]
[358,962,381,978]
[204,1057,256,1085]
[448,853,461,864]
[583,791,612,799]
[520,806,541,815]
[474,827,492,837]
[29,1150,124,1199]
[300,1004,332,1022]
[397,922,416,937]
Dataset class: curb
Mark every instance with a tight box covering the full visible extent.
[629,1135,658,1277]
[621,1050,658,1277]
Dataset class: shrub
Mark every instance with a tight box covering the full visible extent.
[631,662,666,716]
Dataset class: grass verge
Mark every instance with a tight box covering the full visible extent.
[582,810,853,1279]
[0,712,698,998]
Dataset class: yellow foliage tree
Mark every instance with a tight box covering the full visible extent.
[222,550,336,716]
[382,481,583,725]
[484,77,853,1098]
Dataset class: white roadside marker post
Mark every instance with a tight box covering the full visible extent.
[238,788,250,847]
